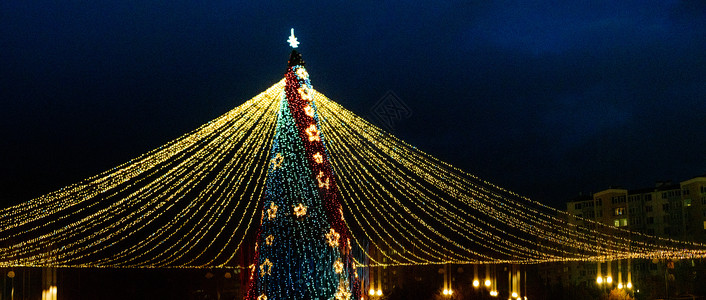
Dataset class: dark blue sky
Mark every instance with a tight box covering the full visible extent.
[1,1,705,208]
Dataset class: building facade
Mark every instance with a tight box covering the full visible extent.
[544,176,706,297]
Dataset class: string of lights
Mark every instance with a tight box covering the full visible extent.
[357,112,706,252]
[313,90,706,264]
[324,127,561,261]
[1,74,705,270]
[320,99,572,264]
[97,101,277,267]
[0,81,283,268]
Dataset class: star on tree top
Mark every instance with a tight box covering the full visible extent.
[287,28,299,48]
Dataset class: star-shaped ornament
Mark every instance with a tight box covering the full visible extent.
[326,228,340,248]
[260,258,273,276]
[317,171,330,189]
[304,105,315,117]
[334,259,344,274]
[306,124,320,142]
[267,202,278,220]
[334,279,352,300]
[271,153,284,170]
[296,68,309,79]
[287,28,299,48]
[298,87,313,102]
[313,152,324,164]
[293,203,308,217]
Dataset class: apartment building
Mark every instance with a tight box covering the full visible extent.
[546,176,706,296]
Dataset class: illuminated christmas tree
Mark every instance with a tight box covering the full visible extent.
[245,30,360,300]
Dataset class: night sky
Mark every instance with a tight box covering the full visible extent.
[1,1,705,209]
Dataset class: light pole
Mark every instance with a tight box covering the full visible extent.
[441,263,453,299]
[7,270,15,300]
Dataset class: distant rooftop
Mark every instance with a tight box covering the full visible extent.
[567,193,593,203]
[567,174,706,202]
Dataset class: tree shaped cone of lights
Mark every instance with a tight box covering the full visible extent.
[245,30,360,300]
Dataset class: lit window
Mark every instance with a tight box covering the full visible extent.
[684,199,692,207]
[614,218,628,227]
